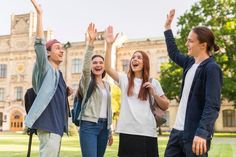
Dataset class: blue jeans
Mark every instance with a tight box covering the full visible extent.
[79,119,109,157]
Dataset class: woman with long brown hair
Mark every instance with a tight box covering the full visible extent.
[104,26,169,157]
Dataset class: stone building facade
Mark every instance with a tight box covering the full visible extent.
[0,13,235,132]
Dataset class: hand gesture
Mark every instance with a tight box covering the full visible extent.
[164,9,175,30]
[104,26,118,45]
[87,23,97,44]
[143,82,156,96]
[31,0,43,15]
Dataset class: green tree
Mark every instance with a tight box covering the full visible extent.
[160,0,236,107]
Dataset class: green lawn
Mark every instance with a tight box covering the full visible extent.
[0,132,235,157]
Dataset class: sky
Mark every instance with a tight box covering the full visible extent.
[0,0,198,43]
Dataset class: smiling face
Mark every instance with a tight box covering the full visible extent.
[130,51,144,73]
[185,30,207,57]
[127,50,150,100]
[48,43,64,65]
[91,56,105,77]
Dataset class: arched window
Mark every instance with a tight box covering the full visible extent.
[14,115,20,119]
[223,110,236,127]
[10,111,23,131]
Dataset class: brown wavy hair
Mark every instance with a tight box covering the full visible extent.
[127,50,150,101]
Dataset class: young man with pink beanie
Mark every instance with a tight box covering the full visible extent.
[24,1,73,156]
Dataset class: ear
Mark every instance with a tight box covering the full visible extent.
[47,51,51,57]
[201,42,207,50]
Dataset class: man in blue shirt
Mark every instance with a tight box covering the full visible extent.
[24,1,72,156]
[164,10,222,157]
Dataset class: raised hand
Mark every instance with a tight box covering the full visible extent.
[104,26,118,45]
[87,23,97,45]
[31,0,43,15]
[164,9,175,30]
[31,0,43,38]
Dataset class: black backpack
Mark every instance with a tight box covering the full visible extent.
[24,88,37,134]
[24,88,37,114]
[24,88,37,157]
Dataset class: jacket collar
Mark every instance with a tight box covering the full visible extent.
[198,56,214,68]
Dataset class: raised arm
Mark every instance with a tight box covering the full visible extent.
[164,9,190,68]
[164,9,175,31]
[31,0,48,92]
[31,0,44,38]
[104,26,119,83]
[79,23,96,94]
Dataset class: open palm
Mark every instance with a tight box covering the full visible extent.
[165,9,175,29]
[104,26,118,44]
[87,23,97,42]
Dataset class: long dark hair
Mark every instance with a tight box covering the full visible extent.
[127,51,150,101]
[192,26,219,56]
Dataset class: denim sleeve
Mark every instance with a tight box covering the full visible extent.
[195,63,223,139]
[164,29,190,68]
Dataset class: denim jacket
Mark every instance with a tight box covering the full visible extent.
[24,38,65,130]
[164,29,223,141]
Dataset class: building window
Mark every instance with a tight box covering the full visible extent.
[72,58,82,74]
[122,59,129,73]
[0,112,3,127]
[0,64,7,78]
[0,88,4,101]
[15,87,23,101]
[223,110,236,127]
[162,111,170,127]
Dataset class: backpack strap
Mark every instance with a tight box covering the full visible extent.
[84,81,94,104]
[79,80,94,121]
[148,78,154,105]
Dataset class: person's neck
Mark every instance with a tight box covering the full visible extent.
[134,71,143,79]
[194,52,210,64]
[95,76,104,87]
[49,60,60,69]
[95,76,103,84]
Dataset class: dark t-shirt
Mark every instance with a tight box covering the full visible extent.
[32,71,67,136]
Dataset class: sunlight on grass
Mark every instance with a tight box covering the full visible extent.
[0,132,236,157]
